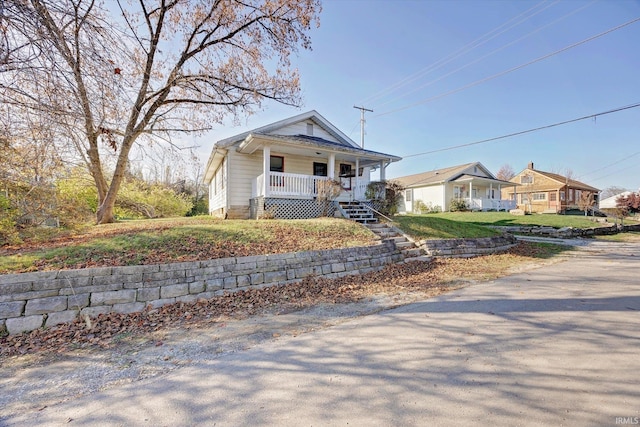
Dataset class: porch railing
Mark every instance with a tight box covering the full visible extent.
[252,172,330,198]
[468,198,516,211]
[252,172,372,200]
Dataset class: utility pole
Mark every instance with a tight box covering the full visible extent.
[353,106,373,148]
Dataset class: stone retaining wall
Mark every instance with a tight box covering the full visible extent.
[0,241,402,335]
[490,223,640,239]
[418,234,518,257]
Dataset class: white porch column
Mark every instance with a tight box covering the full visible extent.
[263,146,270,197]
[328,153,335,179]
[490,183,494,199]
[379,160,386,181]
[355,158,360,200]
[469,181,473,207]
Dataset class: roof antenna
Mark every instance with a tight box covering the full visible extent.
[353,106,373,148]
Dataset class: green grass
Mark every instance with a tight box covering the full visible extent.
[394,215,500,240]
[393,211,614,240]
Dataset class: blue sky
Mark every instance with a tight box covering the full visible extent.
[199,0,640,191]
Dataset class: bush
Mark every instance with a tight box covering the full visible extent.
[449,198,468,212]
[0,194,21,245]
[56,170,99,227]
[413,199,441,214]
[115,178,193,219]
[365,180,405,216]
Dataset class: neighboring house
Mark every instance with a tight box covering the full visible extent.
[204,110,402,219]
[394,162,518,213]
[599,191,632,210]
[502,162,600,213]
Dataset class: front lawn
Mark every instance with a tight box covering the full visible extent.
[0,217,376,274]
[393,211,613,240]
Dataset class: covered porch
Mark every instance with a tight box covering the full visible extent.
[452,175,518,212]
[242,133,401,203]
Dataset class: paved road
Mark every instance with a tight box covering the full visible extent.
[4,241,640,426]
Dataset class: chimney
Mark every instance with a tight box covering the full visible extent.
[527,161,534,170]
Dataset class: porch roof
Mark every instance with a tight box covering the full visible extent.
[452,174,519,187]
[237,133,402,166]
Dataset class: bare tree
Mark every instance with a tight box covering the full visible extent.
[601,186,629,199]
[577,192,594,216]
[2,0,320,224]
[496,164,515,181]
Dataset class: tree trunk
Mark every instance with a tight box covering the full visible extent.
[96,200,116,224]
[95,135,136,224]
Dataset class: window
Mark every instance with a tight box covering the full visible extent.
[270,155,284,186]
[569,189,574,201]
[405,189,412,202]
[454,185,462,199]
[560,191,565,201]
[575,190,581,200]
[270,155,284,172]
[520,174,533,184]
[532,193,547,201]
[550,192,556,202]
[306,123,313,136]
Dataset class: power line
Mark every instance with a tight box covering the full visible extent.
[589,163,639,183]
[402,102,640,159]
[377,16,640,118]
[359,0,557,106]
[374,0,595,109]
[578,151,640,179]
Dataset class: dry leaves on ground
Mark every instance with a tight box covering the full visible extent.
[0,242,551,359]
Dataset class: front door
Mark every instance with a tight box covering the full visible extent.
[313,162,328,195]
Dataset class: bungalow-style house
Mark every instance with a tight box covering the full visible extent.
[394,162,518,213]
[204,110,402,219]
[502,162,600,213]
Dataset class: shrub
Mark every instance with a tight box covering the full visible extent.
[450,198,468,212]
[116,178,193,219]
[316,179,342,216]
[365,180,405,216]
[413,199,441,214]
[0,194,21,245]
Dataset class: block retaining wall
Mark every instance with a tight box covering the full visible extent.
[0,241,402,335]
[418,234,518,257]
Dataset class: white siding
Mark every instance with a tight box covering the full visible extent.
[208,159,227,215]
[271,121,343,145]
[227,150,262,208]
[412,185,445,212]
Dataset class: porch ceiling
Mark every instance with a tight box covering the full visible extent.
[237,133,401,167]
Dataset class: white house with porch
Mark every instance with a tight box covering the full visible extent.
[394,162,518,213]
[204,110,402,219]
